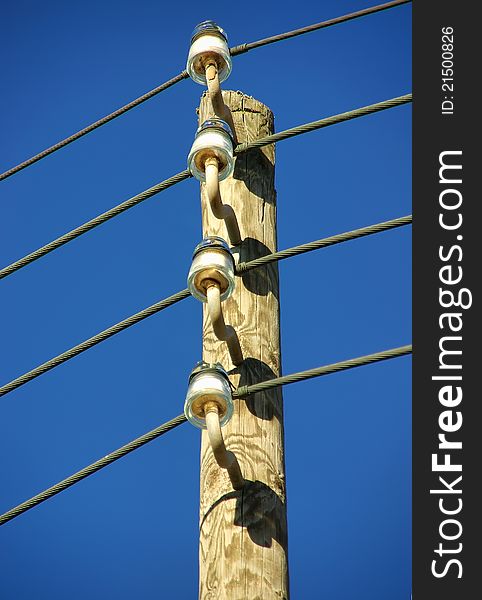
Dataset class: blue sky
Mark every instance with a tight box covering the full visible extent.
[0,1,411,598]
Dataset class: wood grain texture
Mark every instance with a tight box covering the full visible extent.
[198,91,289,599]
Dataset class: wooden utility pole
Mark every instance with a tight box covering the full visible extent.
[198,91,289,599]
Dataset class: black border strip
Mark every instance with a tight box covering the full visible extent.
[413,2,477,597]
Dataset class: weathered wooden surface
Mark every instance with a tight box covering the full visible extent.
[198,91,289,600]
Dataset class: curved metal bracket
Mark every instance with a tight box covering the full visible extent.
[205,157,241,245]
[205,401,244,490]
[205,63,237,144]
[206,282,243,366]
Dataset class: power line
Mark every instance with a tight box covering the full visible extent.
[236,214,412,274]
[0,0,411,182]
[234,345,412,398]
[0,214,410,398]
[0,343,410,527]
[235,94,412,153]
[0,170,191,280]
[230,0,411,55]
[0,289,190,398]
[0,414,187,526]
[0,73,189,182]
[0,95,411,281]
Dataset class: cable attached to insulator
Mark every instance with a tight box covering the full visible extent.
[184,361,243,490]
[0,345,412,525]
[1,3,411,182]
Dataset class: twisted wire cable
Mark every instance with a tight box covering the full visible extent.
[0,214,410,399]
[1,94,411,281]
[0,343,411,526]
[0,170,191,280]
[0,414,187,526]
[0,73,190,182]
[236,215,412,274]
[230,0,411,55]
[235,94,412,154]
[234,345,412,398]
[0,289,190,397]
[0,0,411,182]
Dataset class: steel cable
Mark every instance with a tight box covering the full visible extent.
[230,0,411,55]
[236,215,412,274]
[0,0,411,182]
[235,94,412,154]
[0,73,190,182]
[1,95,411,281]
[0,343,410,526]
[0,414,187,526]
[234,345,412,398]
[0,289,190,397]
[0,170,191,280]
